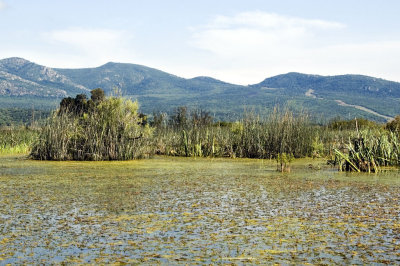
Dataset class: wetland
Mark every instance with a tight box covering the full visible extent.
[0,155,399,264]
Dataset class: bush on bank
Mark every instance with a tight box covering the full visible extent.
[30,89,153,160]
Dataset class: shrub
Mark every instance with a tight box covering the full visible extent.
[386,115,400,135]
[31,90,153,160]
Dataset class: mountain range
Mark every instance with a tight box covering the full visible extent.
[1,57,399,122]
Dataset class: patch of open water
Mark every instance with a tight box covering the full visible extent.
[0,156,399,264]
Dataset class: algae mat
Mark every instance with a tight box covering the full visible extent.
[0,155,399,264]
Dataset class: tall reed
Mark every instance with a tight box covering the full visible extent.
[152,107,316,160]
[0,127,38,155]
[31,96,153,160]
[334,129,400,172]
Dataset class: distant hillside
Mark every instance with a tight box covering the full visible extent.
[0,57,400,123]
[252,72,400,121]
[256,72,400,97]
[0,57,89,97]
[57,62,240,95]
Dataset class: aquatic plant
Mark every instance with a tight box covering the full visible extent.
[276,152,294,172]
[0,127,38,155]
[153,107,316,160]
[30,91,153,160]
[1,155,400,264]
[334,129,400,172]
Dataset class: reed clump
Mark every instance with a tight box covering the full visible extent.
[153,108,221,157]
[153,107,316,160]
[30,90,153,160]
[334,129,400,172]
[0,126,39,155]
[236,108,315,159]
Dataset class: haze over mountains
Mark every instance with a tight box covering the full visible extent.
[0,57,399,122]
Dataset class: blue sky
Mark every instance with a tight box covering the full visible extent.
[1,0,399,84]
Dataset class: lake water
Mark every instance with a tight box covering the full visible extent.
[0,155,399,264]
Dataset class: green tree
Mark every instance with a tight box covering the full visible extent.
[386,115,400,135]
[90,88,105,104]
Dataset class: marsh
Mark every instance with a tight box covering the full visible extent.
[0,155,399,264]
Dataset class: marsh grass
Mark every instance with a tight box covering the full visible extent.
[3,98,399,172]
[0,127,38,155]
[152,109,400,171]
[334,129,400,172]
[154,108,317,161]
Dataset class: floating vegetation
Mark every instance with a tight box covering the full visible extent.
[0,156,399,264]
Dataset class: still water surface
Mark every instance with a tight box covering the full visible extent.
[0,156,399,264]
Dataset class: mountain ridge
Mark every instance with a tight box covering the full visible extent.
[0,57,399,122]
[256,72,400,97]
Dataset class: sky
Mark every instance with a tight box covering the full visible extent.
[0,0,400,84]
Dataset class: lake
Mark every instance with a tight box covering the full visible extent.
[0,155,399,264]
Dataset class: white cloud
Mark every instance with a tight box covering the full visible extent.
[0,1,7,10]
[207,11,345,31]
[191,11,345,58]
[42,28,137,67]
[188,11,400,84]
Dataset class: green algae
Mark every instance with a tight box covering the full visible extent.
[0,155,399,264]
